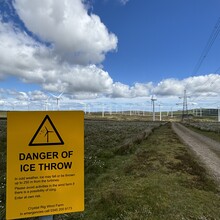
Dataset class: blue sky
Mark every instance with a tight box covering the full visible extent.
[94,0,220,83]
[0,0,220,111]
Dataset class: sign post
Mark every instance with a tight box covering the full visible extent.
[6,111,84,219]
[39,216,53,220]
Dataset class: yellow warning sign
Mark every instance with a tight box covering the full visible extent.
[6,111,84,219]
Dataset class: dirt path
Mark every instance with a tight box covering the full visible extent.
[172,122,220,184]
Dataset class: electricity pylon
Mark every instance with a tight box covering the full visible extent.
[181,89,189,121]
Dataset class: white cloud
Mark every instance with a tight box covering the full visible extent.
[0,18,151,100]
[154,78,185,96]
[0,21,56,82]
[13,0,118,65]
[0,0,121,99]
[184,74,220,96]
[154,74,220,97]
[119,0,130,5]
[41,64,114,94]
[131,83,153,97]
[111,82,152,98]
[111,82,131,98]
[0,21,114,96]
[1,0,220,107]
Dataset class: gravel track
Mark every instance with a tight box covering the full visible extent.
[172,122,220,184]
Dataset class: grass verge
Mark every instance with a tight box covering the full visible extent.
[184,123,220,157]
[184,123,220,143]
[69,122,220,219]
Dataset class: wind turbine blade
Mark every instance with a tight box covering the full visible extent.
[49,93,58,98]
[19,92,27,96]
[58,92,64,98]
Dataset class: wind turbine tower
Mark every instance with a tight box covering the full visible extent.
[102,104,105,117]
[218,106,220,122]
[151,96,157,121]
[158,103,162,121]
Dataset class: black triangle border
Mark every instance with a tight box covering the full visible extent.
[29,115,64,146]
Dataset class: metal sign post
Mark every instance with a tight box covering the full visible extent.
[39,216,53,220]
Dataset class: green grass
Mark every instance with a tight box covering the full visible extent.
[1,119,220,219]
[69,122,220,220]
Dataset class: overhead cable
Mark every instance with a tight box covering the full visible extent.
[192,17,220,75]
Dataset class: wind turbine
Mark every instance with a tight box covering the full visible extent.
[50,92,64,110]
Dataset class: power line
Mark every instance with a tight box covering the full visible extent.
[186,27,220,99]
[192,17,220,75]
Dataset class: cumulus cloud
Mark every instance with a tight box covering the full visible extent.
[0,15,151,100]
[131,83,153,97]
[111,82,131,98]
[0,0,121,99]
[154,74,220,97]
[184,74,220,96]
[13,0,118,64]
[42,64,113,94]
[0,21,51,80]
[111,82,152,98]
[0,20,114,96]
[154,78,185,96]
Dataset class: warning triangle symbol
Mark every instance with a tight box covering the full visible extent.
[29,115,64,146]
